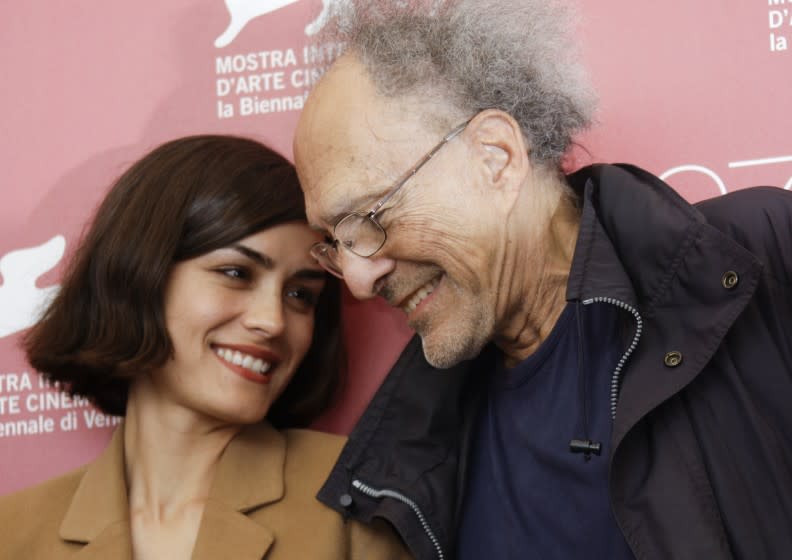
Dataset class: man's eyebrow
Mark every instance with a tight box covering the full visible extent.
[320,211,347,229]
[231,244,274,269]
[318,193,381,228]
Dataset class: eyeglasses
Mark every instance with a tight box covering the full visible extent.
[310,118,470,278]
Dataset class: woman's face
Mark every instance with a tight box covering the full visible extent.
[155,221,326,426]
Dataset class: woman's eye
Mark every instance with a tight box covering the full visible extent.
[286,287,319,310]
[217,266,250,281]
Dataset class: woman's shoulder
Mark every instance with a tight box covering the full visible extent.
[0,464,87,513]
[0,465,88,557]
[251,429,413,558]
[281,428,347,480]
[283,429,413,558]
[283,428,347,455]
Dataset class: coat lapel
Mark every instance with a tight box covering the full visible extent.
[191,422,286,560]
[69,522,133,560]
[57,422,286,560]
[59,426,133,559]
[191,504,275,560]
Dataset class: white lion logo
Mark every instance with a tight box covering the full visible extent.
[215,0,348,48]
[0,236,65,339]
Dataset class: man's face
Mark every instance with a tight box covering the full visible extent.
[294,54,508,368]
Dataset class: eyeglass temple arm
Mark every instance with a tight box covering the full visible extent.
[368,120,471,216]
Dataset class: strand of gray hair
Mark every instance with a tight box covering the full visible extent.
[318,0,597,168]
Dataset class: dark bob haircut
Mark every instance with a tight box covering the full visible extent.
[24,135,343,429]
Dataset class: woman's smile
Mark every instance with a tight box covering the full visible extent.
[212,343,282,384]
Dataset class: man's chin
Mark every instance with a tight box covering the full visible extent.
[419,331,482,370]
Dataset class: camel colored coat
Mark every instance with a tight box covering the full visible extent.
[0,423,410,559]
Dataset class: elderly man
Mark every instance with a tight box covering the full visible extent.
[294,1,792,559]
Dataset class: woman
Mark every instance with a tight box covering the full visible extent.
[0,135,410,559]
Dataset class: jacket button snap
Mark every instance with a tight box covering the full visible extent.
[339,493,354,510]
[664,351,683,367]
[721,270,739,289]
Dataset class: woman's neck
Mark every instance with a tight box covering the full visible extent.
[123,376,240,519]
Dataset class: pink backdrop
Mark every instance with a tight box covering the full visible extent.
[1,0,790,495]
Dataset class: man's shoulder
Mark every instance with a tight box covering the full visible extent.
[696,185,792,223]
[696,186,792,282]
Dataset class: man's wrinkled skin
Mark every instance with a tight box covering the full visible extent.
[294,53,581,368]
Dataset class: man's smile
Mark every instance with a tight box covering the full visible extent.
[399,274,443,315]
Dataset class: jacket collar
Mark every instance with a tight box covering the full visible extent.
[566,164,762,446]
[59,422,285,559]
[566,163,707,306]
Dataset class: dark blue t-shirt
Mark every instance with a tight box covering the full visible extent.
[457,302,634,559]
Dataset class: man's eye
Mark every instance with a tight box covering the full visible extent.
[371,206,392,227]
[323,235,340,250]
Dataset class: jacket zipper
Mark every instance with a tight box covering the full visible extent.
[582,297,643,419]
[352,479,445,560]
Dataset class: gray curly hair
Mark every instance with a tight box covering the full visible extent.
[324,0,596,168]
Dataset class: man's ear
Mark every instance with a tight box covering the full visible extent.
[466,109,530,212]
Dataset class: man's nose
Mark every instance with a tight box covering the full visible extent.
[243,288,285,337]
[341,251,396,300]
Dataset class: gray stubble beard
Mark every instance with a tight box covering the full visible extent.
[414,299,493,369]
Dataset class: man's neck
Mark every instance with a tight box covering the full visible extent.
[494,176,581,368]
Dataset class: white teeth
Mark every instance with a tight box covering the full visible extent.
[215,347,273,376]
[402,276,441,315]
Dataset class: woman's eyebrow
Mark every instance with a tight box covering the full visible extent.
[231,244,274,269]
[294,269,328,281]
[231,244,327,280]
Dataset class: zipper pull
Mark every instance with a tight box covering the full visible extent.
[569,438,602,460]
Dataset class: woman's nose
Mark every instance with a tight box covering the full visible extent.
[242,288,285,337]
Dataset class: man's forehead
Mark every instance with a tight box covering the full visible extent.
[296,53,452,227]
[298,116,405,225]
[302,152,389,230]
